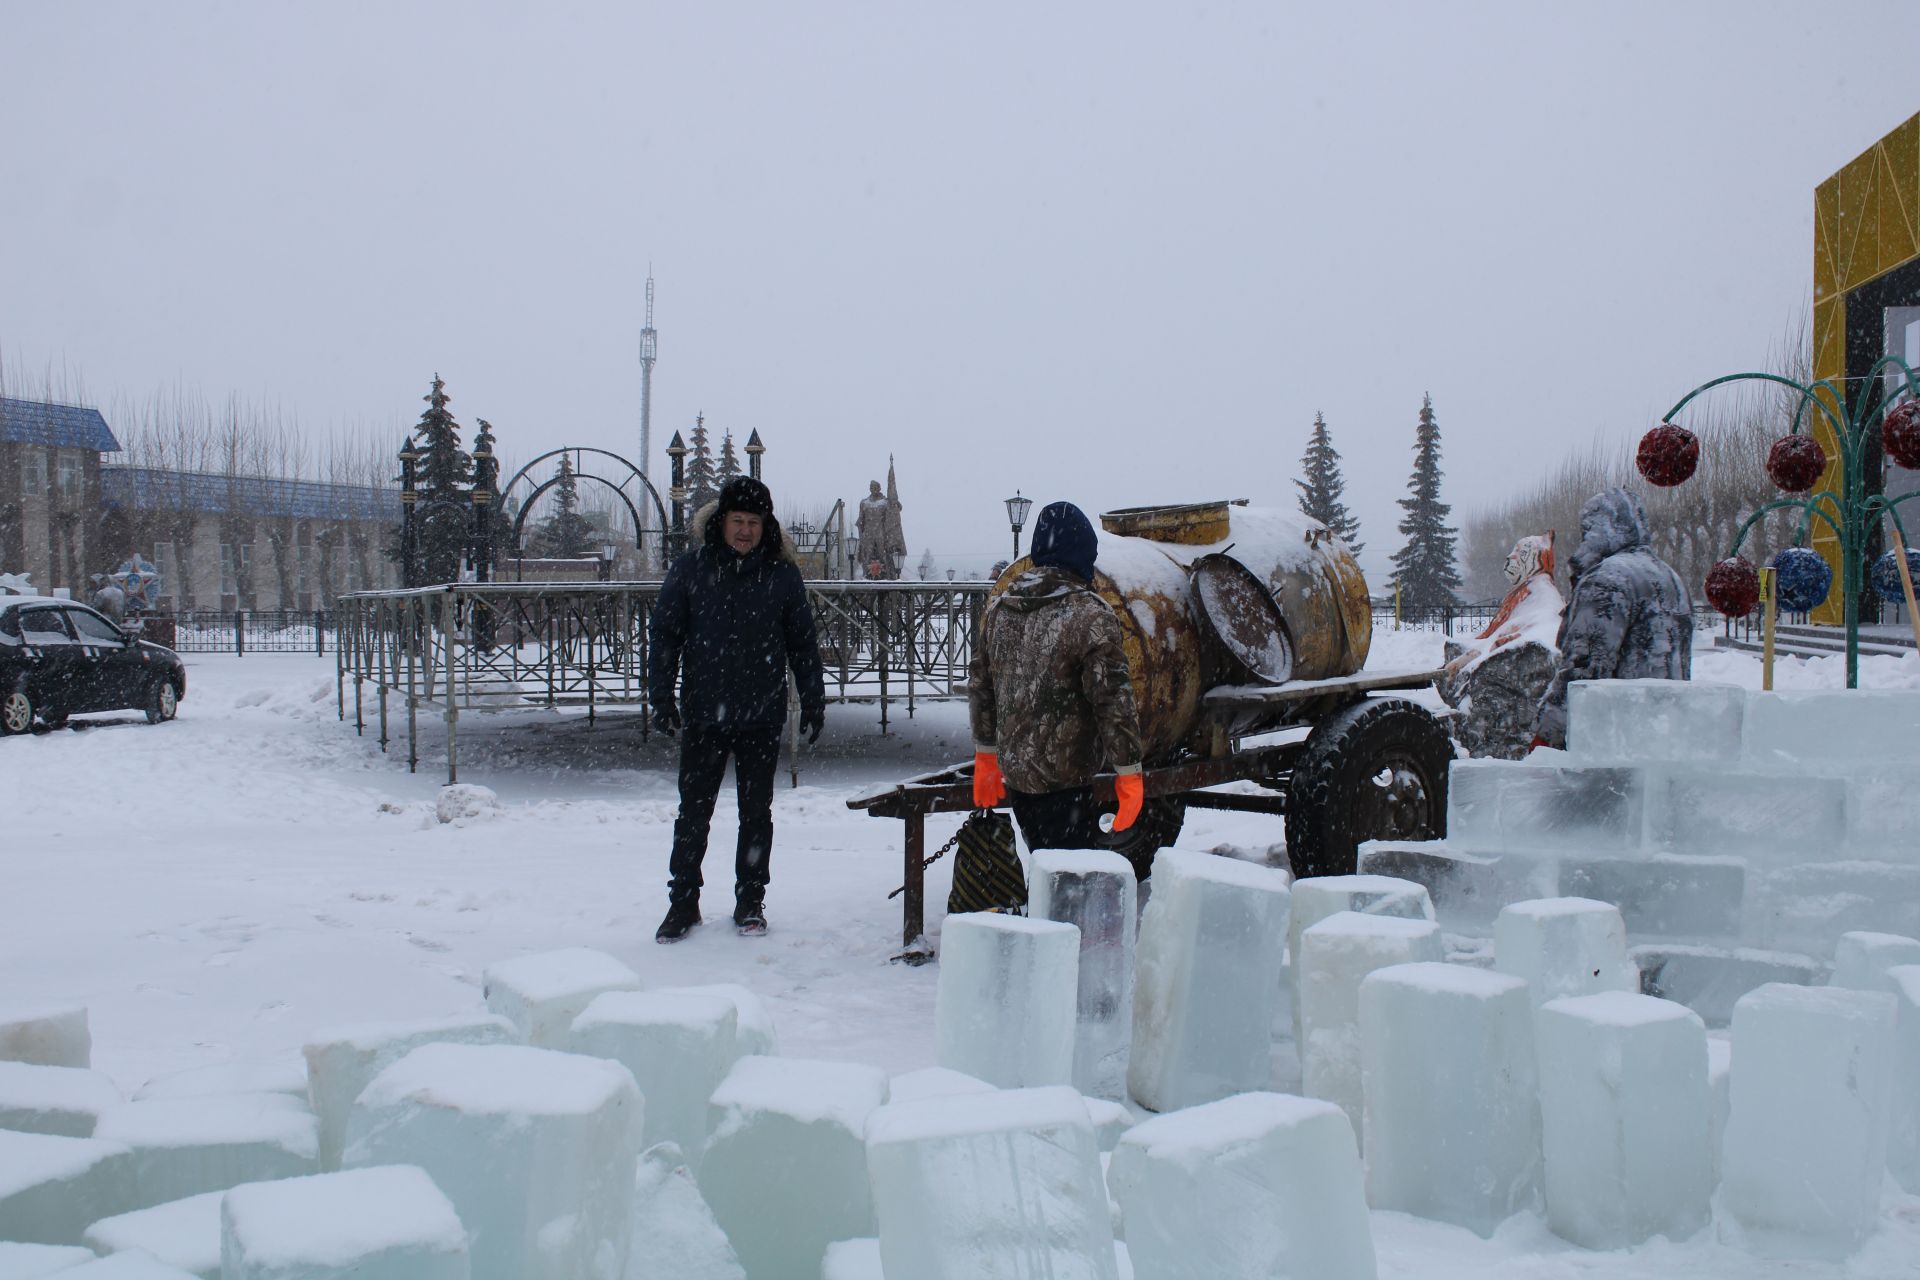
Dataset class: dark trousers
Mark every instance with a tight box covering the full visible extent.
[1008,786,1102,851]
[668,723,783,908]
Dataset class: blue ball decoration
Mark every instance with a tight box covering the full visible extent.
[1769,547,1833,613]
[1870,547,1920,603]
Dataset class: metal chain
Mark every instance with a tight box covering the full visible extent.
[887,823,968,900]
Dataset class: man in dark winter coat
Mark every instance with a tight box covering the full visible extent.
[649,476,826,941]
[1531,486,1692,748]
[970,501,1145,851]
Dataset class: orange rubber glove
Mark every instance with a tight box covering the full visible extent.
[972,751,1006,808]
[1113,773,1144,832]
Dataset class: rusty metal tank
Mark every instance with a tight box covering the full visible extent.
[988,501,1371,761]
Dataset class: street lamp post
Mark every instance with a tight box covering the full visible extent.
[1005,491,1033,562]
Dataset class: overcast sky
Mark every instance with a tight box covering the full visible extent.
[4,1,1917,586]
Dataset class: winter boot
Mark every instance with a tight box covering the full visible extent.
[655,899,702,944]
[733,895,767,937]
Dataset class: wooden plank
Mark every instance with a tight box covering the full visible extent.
[1201,669,1443,708]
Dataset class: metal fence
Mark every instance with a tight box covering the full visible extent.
[147,610,331,654]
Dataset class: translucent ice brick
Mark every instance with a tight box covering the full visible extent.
[819,1239,881,1280]
[0,1242,97,1278]
[92,1096,317,1212]
[83,1191,222,1279]
[1742,689,1920,772]
[1828,930,1920,992]
[1298,912,1443,1142]
[1109,1091,1372,1280]
[698,1055,887,1280]
[1567,680,1745,765]
[480,947,640,1048]
[1029,851,1138,1099]
[568,990,737,1167]
[867,1086,1116,1280]
[0,1130,133,1245]
[935,914,1079,1089]
[1882,966,1920,1195]
[220,1165,469,1280]
[1287,874,1433,1047]
[343,1043,641,1280]
[1447,759,1647,855]
[1647,770,1846,862]
[303,1012,517,1171]
[885,1067,993,1104]
[1536,992,1711,1249]
[1493,898,1635,1006]
[134,1062,307,1104]
[0,1005,90,1069]
[1633,944,1820,1028]
[1707,1037,1731,1186]
[1722,984,1897,1259]
[1359,962,1539,1237]
[55,1254,201,1279]
[1357,842,1556,929]
[1129,852,1291,1113]
[654,985,778,1059]
[0,1062,120,1138]
[1557,855,1744,940]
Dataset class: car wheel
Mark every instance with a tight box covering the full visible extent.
[146,679,178,724]
[1,686,35,735]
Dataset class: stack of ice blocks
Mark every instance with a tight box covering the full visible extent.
[1359,682,1920,1019]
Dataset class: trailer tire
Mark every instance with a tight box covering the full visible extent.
[1103,797,1186,881]
[1285,697,1451,880]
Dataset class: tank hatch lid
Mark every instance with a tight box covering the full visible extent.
[1099,500,1245,545]
[1192,553,1294,685]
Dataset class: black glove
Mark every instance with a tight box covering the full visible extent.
[799,704,824,746]
[653,700,681,736]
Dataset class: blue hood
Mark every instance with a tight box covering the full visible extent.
[1029,502,1098,583]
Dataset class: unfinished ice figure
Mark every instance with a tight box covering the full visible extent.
[1535,992,1711,1249]
[480,947,640,1047]
[698,1055,887,1280]
[1129,851,1290,1112]
[1359,963,1540,1237]
[1438,533,1562,759]
[1108,1092,1374,1280]
[1493,898,1635,1007]
[866,1086,1116,1280]
[935,913,1079,1089]
[1298,912,1442,1142]
[342,1042,641,1280]
[1029,851,1137,1099]
[220,1165,469,1280]
[1721,984,1896,1259]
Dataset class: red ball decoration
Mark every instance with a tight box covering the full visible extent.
[1885,400,1920,471]
[1637,422,1700,487]
[1765,433,1826,493]
[1705,556,1761,617]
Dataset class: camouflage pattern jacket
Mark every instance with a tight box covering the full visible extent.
[968,565,1144,796]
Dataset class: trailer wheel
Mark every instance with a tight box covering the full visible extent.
[1285,697,1451,880]
[1103,797,1186,881]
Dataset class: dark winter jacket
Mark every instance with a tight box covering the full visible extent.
[648,529,826,729]
[1532,488,1692,746]
[969,564,1143,796]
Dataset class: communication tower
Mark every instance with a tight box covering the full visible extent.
[639,271,658,477]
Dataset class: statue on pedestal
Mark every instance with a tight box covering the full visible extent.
[856,461,908,579]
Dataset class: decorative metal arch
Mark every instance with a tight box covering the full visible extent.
[499,447,672,567]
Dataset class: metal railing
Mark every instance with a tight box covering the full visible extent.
[144,610,330,654]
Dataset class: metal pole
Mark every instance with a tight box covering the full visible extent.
[1760,566,1777,692]
[443,593,458,785]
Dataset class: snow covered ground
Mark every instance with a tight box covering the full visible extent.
[4,626,1918,1277]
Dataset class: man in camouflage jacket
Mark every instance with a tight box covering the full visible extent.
[970,501,1145,847]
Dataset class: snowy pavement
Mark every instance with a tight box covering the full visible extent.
[4,627,1918,1277]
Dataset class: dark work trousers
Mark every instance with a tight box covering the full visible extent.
[668,723,783,908]
[1008,786,1102,852]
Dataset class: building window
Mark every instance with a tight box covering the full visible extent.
[56,454,82,496]
[296,544,312,594]
[220,544,236,597]
[21,454,47,497]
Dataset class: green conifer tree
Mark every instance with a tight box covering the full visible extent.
[1294,411,1364,555]
[537,454,596,558]
[1390,394,1463,608]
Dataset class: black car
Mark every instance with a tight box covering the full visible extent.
[0,596,187,733]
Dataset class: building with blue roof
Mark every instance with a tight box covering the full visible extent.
[1,397,123,598]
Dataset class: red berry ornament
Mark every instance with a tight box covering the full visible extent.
[1706,556,1761,617]
[1765,434,1826,493]
[1885,400,1920,471]
[1637,422,1700,487]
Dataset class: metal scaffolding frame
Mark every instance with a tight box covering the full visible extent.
[333,579,992,783]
